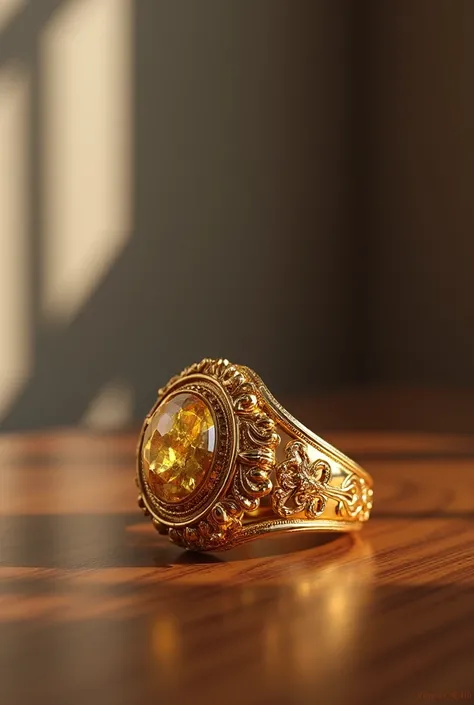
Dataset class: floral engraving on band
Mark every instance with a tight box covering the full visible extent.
[272,441,373,522]
[272,441,332,519]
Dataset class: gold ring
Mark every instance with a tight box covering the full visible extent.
[136,358,373,551]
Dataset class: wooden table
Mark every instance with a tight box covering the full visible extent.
[1,391,473,705]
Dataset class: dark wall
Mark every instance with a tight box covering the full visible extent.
[1,0,473,430]
[364,0,474,384]
[132,1,355,397]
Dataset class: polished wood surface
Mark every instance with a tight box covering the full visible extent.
[1,393,474,705]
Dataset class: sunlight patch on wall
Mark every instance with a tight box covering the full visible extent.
[0,0,25,31]
[41,0,133,323]
[0,64,31,418]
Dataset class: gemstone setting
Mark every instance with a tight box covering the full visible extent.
[142,392,216,503]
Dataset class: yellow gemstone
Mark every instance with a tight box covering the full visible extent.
[142,393,215,503]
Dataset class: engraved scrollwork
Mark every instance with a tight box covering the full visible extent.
[169,498,243,551]
[166,359,280,550]
[198,360,279,514]
[273,440,373,522]
[233,411,279,512]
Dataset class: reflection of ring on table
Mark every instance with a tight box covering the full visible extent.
[136,358,374,551]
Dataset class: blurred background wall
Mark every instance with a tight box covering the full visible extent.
[0,0,473,430]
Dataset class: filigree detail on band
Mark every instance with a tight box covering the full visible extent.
[273,441,373,523]
[335,473,373,522]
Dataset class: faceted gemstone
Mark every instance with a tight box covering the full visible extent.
[142,393,216,503]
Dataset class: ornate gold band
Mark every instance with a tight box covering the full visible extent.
[136,359,373,551]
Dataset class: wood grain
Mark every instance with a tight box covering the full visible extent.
[1,394,473,705]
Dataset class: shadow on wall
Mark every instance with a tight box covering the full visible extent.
[0,0,357,430]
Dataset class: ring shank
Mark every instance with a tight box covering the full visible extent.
[242,368,374,533]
